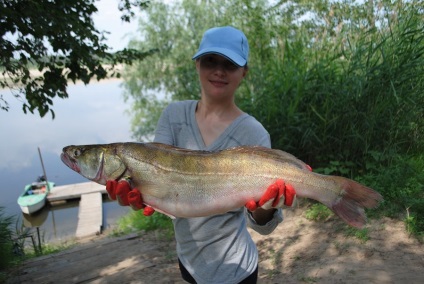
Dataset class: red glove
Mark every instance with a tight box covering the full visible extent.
[245,179,296,211]
[106,179,155,216]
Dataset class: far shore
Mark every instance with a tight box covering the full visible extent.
[0,64,126,90]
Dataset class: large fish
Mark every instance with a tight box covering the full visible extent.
[60,142,382,228]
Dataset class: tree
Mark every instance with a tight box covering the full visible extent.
[0,0,152,117]
[124,0,423,159]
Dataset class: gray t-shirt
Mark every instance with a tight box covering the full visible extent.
[154,100,283,284]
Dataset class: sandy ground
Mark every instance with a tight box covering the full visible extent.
[5,208,424,284]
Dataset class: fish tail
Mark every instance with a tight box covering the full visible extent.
[330,176,383,228]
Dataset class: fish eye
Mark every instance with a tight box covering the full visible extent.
[73,148,82,157]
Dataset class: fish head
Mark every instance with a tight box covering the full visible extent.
[61,144,126,185]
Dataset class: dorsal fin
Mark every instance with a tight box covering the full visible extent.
[145,143,310,171]
[223,146,310,171]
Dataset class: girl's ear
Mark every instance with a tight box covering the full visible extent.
[242,66,249,78]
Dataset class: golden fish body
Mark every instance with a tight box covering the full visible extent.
[61,142,383,228]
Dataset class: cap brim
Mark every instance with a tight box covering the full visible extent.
[192,47,247,67]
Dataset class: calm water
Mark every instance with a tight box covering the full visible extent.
[0,80,135,242]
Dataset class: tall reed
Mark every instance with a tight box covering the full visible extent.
[243,4,424,169]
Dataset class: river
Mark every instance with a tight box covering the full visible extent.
[0,79,135,243]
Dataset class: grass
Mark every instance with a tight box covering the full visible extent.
[0,207,22,271]
[344,227,370,243]
[112,210,174,240]
[298,275,320,283]
[405,210,424,242]
[22,240,77,259]
[304,203,333,223]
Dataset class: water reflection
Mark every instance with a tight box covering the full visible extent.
[22,206,49,228]
[21,194,130,243]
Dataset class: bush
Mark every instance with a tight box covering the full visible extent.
[0,208,20,271]
[356,154,424,238]
[244,5,424,169]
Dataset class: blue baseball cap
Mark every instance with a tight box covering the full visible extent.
[192,26,249,67]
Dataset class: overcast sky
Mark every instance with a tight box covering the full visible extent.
[93,0,141,51]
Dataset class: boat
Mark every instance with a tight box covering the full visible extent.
[18,177,55,215]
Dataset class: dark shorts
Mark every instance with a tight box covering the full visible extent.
[178,258,258,284]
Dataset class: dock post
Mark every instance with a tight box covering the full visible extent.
[76,192,103,238]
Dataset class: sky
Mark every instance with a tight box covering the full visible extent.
[93,0,141,51]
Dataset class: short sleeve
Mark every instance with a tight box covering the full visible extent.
[245,208,283,235]
[153,105,174,145]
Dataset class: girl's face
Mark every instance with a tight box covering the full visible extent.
[196,54,247,101]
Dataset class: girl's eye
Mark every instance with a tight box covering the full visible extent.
[201,57,216,67]
[200,56,239,71]
[223,62,238,71]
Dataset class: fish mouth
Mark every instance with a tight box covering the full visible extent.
[60,151,105,184]
[60,152,80,173]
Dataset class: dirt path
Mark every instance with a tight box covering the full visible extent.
[5,208,424,283]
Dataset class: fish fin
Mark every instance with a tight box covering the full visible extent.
[331,177,383,228]
[148,143,310,171]
[150,207,176,219]
[148,142,211,155]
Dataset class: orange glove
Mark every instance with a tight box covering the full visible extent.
[245,179,296,211]
[106,179,155,216]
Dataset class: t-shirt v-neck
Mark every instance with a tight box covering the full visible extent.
[189,101,248,151]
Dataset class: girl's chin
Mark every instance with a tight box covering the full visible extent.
[204,91,231,99]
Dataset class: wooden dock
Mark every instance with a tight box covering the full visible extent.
[47,182,106,202]
[76,192,103,238]
[47,182,107,238]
